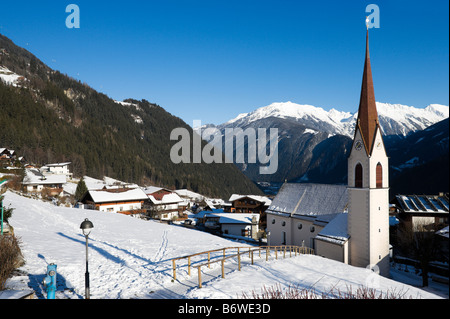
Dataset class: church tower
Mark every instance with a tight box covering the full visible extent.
[347,26,390,277]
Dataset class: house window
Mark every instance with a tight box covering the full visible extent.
[310,226,315,233]
[355,163,363,188]
[376,163,383,188]
[271,219,276,224]
[297,223,303,230]
[282,221,286,227]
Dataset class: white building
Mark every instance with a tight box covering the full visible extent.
[40,162,73,179]
[80,188,148,215]
[22,168,67,196]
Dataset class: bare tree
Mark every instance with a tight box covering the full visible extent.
[398,219,438,287]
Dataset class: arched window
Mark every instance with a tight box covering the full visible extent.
[355,164,363,188]
[376,163,383,188]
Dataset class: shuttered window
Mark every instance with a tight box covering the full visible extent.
[376,163,383,188]
[355,164,363,188]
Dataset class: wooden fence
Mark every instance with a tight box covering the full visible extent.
[171,245,314,288]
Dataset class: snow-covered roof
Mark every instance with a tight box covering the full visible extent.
[142,186,164,194]
[207,213,260,225]
[316,213,349,245]
[267,183,348,218]
[174,189,204,200]
[148,193,184,205]
[82,176,139,191]
[85,188,148,203]
[46,162,71,167]
[22,169,67,185]
[395,194,449,214]
[436,226,449,239]
[229,194,272,206]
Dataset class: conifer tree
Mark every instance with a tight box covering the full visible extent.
[74,178,88,202]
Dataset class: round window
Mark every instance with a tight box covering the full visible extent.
[271,219,276,225]
[297,223,303,230]
[310,226,315,233]
[282,221,286,227]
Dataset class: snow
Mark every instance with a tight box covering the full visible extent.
[3,191,447,299]
[0,66,24,87]
[222,101,449,137]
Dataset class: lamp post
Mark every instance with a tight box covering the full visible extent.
[80,218,93,299]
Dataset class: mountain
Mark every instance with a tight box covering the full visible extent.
[0,33,262,199]
[220,101,449,138]
[198,101,449,191]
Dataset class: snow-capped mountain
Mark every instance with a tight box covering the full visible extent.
[221,101,449,137]
[199,101,448,186]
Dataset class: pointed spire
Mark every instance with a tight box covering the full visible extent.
[356,28,379,155]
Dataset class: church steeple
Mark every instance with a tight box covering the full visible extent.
[355,29,379,155]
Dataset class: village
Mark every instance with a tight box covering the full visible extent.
[2,144,449,288]
[1,16,449,299]
[1,148,273,244]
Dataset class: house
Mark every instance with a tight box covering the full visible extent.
[22,168,67,196]
[40,162,73,180]
[229,194,272,229]
[204,212,260,240]
[390,194,449,232]
[0,148,17,167]
[80,187,148,215]
[143,186,186,221]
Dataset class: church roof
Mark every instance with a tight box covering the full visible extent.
[356,30,380,155]
[266,183,348,219]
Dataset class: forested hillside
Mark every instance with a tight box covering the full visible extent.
[0,34,262,198]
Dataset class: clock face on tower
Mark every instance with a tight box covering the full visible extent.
[376,140,382,150]
[355,140,363,151]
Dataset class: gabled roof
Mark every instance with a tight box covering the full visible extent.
[148,192,184,205]
[83,188,148,204]
[207,213,260,225]
[229,194,272,206]
[267,183,348,218]
[22,168,67,185]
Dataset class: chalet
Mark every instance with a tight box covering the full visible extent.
[143,186,186,221]
[229,194,271,229]
[204,212,260,240]
[0,148,17,167]
[390,194,449,232]
[80,188,148,215]
[22,168,67,196]
[40,162,73,180]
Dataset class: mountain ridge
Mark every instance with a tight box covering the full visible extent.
[0,33,263,199]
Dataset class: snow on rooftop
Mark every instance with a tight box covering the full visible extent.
[87,188,148,203]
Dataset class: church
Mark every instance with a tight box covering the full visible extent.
[266,26,391,277]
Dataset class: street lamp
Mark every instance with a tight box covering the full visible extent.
[80,218,93,299]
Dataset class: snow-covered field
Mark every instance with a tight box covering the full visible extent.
[2,191,447,299]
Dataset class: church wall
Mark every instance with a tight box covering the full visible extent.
[315,239,348,263]
[266,213,323,249]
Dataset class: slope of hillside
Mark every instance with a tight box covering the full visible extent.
[4,191,445,299]
[0,34,262,199]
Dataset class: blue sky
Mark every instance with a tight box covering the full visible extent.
[1,1,448,125]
